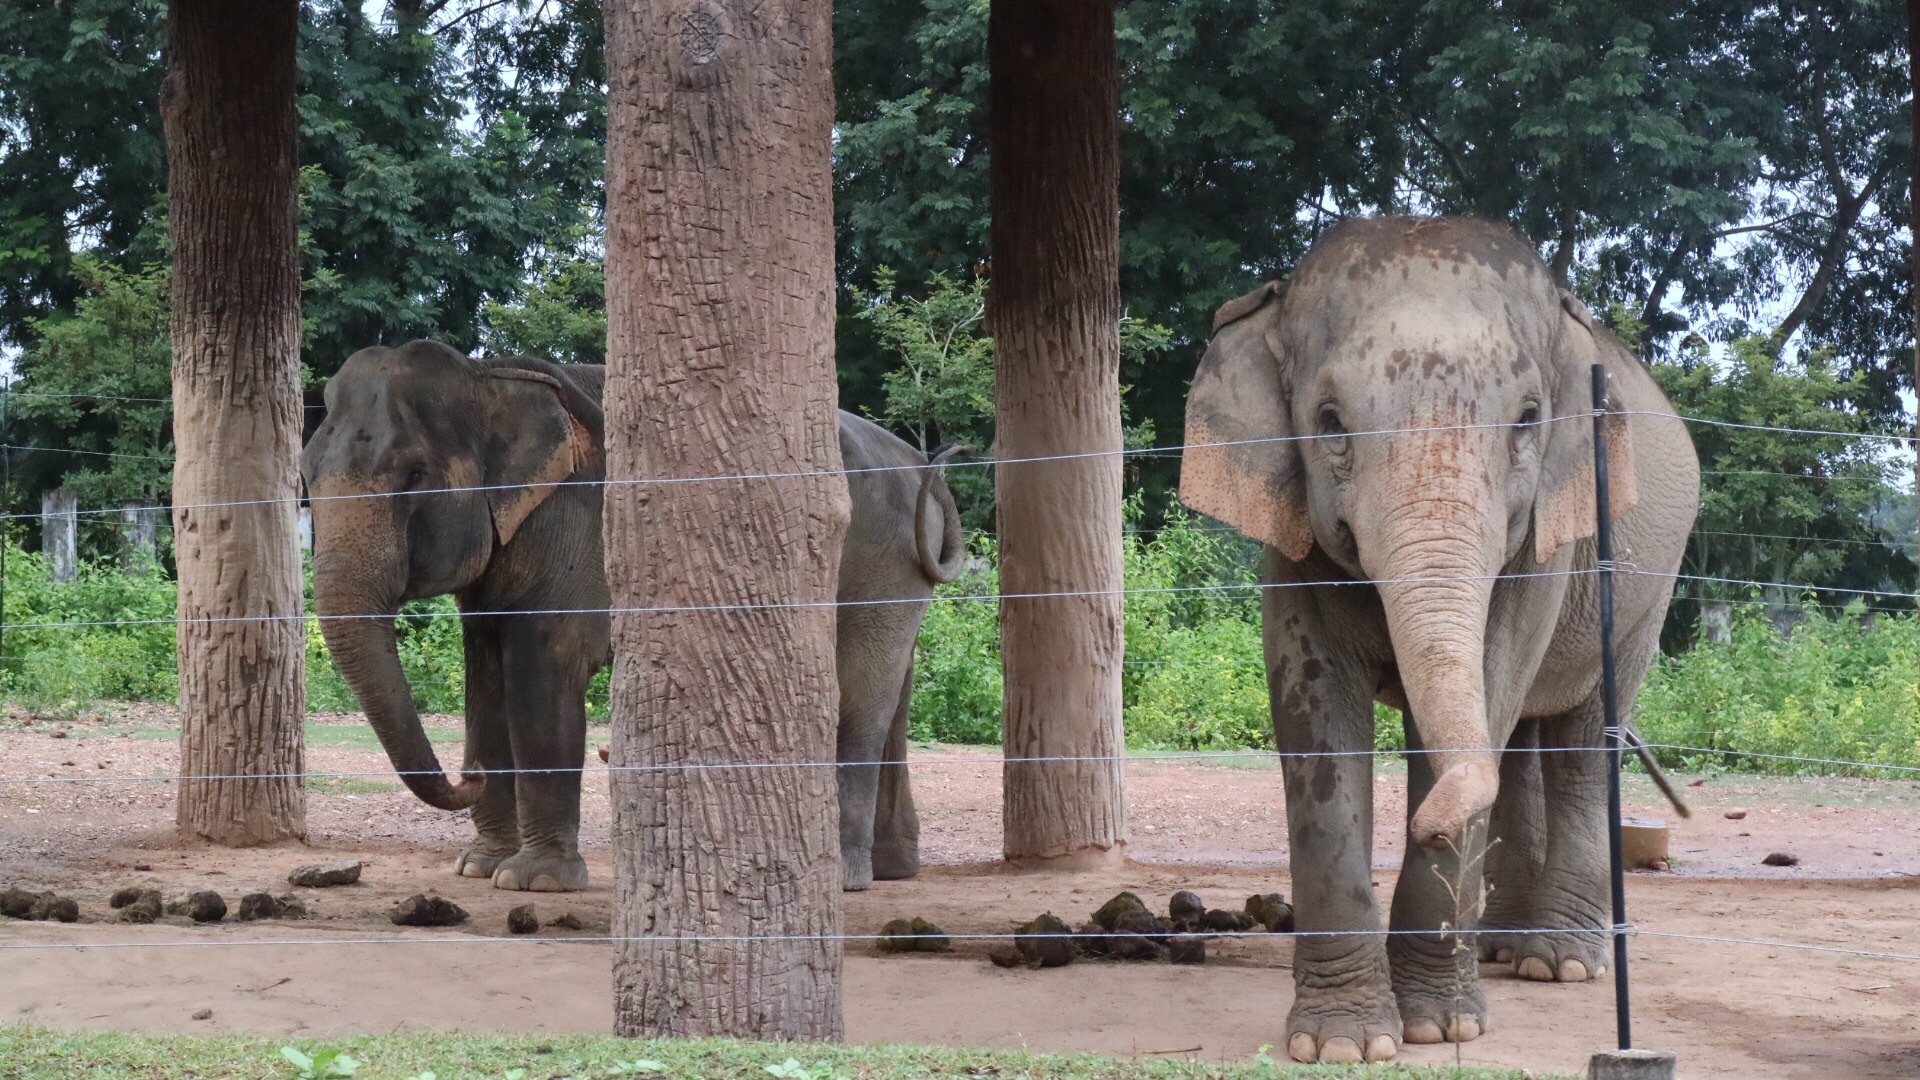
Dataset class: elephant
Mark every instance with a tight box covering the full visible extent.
[1179,217,1699,1064]
[300,340,965,893]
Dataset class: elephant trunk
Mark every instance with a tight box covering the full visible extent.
[1366,470,1504,851]
[315,561,482,812]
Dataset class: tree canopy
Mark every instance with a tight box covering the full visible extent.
[0,0,1911,611]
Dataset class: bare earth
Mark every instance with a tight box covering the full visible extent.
[4,708,1920,1078]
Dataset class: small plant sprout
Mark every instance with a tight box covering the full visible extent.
[278,1044,359,1080]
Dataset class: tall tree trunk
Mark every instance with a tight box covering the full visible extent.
[602,0,847,1039]
[164,0,307,845]
[989,0,1128,867]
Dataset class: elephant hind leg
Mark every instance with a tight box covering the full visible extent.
[871,658,921,882]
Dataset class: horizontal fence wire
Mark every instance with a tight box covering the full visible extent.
[8,742,1911,788]
[0,408,1910,526]
[0,565,1908,635]
[0,926,1615,952]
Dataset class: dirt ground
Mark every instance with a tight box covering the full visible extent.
[5,708,1920,1078]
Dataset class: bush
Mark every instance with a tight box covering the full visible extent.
[1637,604,1920,776]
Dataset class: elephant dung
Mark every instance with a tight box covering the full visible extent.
[287,861,362,888]
[876,918,917,953]
[1168,934,1206,965]
[546,912,585,931]
[507,904,540,935]
[108,886,145,910]
[1074,921,1113,959]
[878,916,951,954]
[1763,852,1799,867]
[1245,893,1295,933]
[1092,890,1149,930]
[1108,911,1168,961]
[987,946,1025,969]
[391,893,469,927]
[28,892,78,923]
[0,887,38,919]
[1200,909,1257,934]
[1168,890,1206,923]
[184,891,226,923]
[1014,913,1074,968]
[116,890,163,924]
[236,892,306,921]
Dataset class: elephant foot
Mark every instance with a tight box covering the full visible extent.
[1284,972,1402,1063]
[453,842,518,880]
[1512,930,1609,983]
[1477,927,1521,965]
[491,850,588,893]
[870,841,919,882]
[841,847,873,892]
[1395,983,1489,1045]
[1389,934,1488,1045]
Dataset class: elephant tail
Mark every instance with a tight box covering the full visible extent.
[1623,719,1691,819]
[915,444,968,585]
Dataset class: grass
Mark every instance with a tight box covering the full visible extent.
[0,1028,1566,1080]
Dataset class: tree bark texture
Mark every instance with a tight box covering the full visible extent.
[989,0,1129,866]
[603,0,848,1040]
[164,0,307,845]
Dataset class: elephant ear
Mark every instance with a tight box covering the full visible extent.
[1532,290,1641,564]
[483,367,599,546]
[1178,280,1314,561]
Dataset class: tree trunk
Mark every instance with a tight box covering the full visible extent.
[40,489,75,583]
[603,0,847,1040]
[989,0,1128,867]
[164,0,307,845]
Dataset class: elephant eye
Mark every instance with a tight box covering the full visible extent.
[402,467,428,491]
[1518,405,1541,428]
[1317,406,1348,439]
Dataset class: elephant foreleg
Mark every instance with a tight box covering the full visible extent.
[1507,693,1611,983]
[1387,716,1488,1046]
[454,619,521,879]
[489,613,591,893]
[1478,717,1546,964]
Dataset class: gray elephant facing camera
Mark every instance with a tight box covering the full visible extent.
[301,341,964,894]
[1180,217,1699,1064]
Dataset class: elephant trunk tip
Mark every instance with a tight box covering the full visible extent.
[400,769,486,812]
[1409,756,1498,851]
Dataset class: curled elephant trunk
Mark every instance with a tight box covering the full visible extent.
[317,584,483,812]
[915,444,967,584]
[1368,490,1503,851]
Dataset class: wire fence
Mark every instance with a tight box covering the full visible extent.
[0,398,1913,1065]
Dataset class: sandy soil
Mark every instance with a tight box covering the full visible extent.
[4,708,1920,1078]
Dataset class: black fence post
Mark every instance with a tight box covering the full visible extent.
[1591,363,1631,1050]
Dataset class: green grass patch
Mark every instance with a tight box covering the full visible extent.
[304,723,463,750]
[0,1028,1563,1080]
[307,776,401,795]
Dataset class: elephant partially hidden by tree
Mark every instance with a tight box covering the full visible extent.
[1180,218,1699,1064]
[301,340,965,893]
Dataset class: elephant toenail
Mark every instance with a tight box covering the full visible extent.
[1450,1016,1483,1042]
[1365,1034,1398,1062]
[1286,1034,1319,1063]
[1516,956,1556,982]
[1317,1036,1364,1064]
[1558,958,1589,982]
[1495,947,1514,963]
[1403,1019,1444,1044]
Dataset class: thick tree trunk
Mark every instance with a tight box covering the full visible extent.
[164,0,307,845]
[602,0,847,1039]
[1910,0,1919,498]
[989,0,1128,867]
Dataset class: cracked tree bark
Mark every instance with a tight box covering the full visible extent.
[603,0,848,1039]
[989,0,1129,867]
[164,0,307,845]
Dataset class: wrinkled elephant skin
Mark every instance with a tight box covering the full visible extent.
[1180,217,1700,1062]
[302,341,965,893]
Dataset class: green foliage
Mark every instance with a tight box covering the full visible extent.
[481,256,607,364]
[1638,605,1920,777]
[279,1044,359,1080]
[1654,339,1915,645]
[0,543,176,712]
[11,256,173,554]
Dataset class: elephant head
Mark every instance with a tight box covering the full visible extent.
[1181,217,1638,850]
[300,340,601,811]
